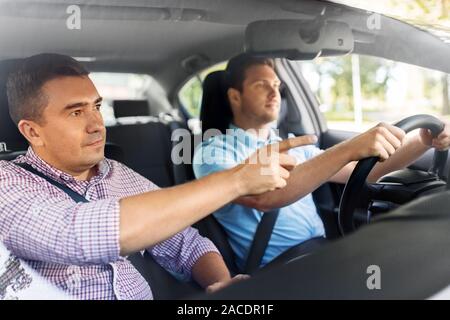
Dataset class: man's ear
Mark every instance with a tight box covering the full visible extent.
[227,87,241,111]
[17,119,45,147]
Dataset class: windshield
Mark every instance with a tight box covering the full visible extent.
[329,0,450,44]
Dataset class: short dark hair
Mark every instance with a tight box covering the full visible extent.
[199,54,275,134]
[225,53,275,91]
[6,53,89,125]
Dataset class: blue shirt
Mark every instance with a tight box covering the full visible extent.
[193,124,325,270]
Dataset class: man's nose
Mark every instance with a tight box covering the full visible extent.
[86,110,104,133]
[268,85,279,99]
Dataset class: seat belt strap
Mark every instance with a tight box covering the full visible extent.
[244,209,280,274]
[15,162,156,283]
[16,163,89,203]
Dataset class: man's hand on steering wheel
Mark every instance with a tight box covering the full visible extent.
[419,119,450,151]
[341,122,406,162]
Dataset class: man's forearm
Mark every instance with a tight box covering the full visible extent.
[119,168,243,256]
[238,143,352,211]
[368,133,430,182]
[329,133,431,185]
[191,252,231,288]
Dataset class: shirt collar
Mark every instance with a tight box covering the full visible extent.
[228,123,282,146]
[19,146,110,184]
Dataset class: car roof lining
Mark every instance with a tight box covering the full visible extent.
[0,0,448,96]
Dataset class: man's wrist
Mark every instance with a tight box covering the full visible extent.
[229,164,248,197]
[415,132,433,149]
[333,140,355,163]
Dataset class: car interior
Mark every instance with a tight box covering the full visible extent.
[0,0,449,299]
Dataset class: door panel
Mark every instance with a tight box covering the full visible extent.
[313,130,358,239]
[320,129,357,149]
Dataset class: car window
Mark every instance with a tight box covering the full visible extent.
[178,61,227,119]
[296,54,450,131]
[89,72,161,126]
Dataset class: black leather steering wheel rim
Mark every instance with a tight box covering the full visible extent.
[338,114,448,235]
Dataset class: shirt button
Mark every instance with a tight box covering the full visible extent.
[67,274,81,291]
[66,266,82,291]
[67,265,80,276]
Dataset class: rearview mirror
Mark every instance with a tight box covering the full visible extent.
[245,19,354,60]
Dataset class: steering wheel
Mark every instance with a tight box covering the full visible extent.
[339,114,449,235]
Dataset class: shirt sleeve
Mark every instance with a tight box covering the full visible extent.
[192,137,239,179]
[0,169,121,266]
[288,144,324,163]
[148,226,220,280]
[303,144,325,160]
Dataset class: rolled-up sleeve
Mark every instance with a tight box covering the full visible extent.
[0,175,121,265]
[148,226,220,280]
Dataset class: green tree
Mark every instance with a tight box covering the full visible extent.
[315,55,392,113]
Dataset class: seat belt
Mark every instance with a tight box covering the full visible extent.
[244,209,279,275]
[16,163,89,203]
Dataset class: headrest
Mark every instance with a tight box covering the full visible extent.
[0,59,28,154]
[113,100,150,118]
[199,71,232,135]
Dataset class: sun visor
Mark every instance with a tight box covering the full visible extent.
[245,19,354,60]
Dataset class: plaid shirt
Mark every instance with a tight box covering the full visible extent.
[0,147,219,300]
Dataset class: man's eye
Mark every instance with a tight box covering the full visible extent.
[95,104,102,111]
[71,110,81,117]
